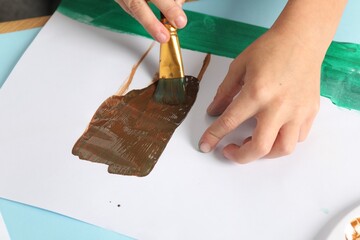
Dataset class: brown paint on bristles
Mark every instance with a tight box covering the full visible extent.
[115,41,156,96]
[152,72,159,83]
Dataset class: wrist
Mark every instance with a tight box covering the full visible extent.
[266,26,326,64]
[270,0,347,59]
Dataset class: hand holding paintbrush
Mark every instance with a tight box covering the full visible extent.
[115,0,187,43]
[154,12,186,104]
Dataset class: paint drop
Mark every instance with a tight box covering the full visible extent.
[320,208,329,215]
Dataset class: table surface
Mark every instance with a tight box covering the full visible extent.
[0,16,50,33]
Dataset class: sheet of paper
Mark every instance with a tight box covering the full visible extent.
[1,12,360,240]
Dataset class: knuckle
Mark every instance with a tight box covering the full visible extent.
[163,4,181,18]
[249,81,270,103]
[277,142,295,156]
[128,0,143,15]
[207,130,221,141]
[254,140,272,156]
[218,115,238,132]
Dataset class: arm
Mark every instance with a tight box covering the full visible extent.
[272,0,348,57]
[198,0,348,163]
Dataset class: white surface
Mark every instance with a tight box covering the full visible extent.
[0,212,10,240]
[327,204,360,240]
[1,12,360,240]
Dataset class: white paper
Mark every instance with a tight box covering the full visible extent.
[1,12,360,240]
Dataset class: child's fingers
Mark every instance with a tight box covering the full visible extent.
[263,122,300,159]
[118,0,170,42]
[175,0,186,6]
[198,93,258,153]
[222,113,282,163]
[151,0,187,29]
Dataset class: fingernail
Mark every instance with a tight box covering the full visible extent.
[155,32,167,43]
[175,15,186,28]
[199,142,211,153]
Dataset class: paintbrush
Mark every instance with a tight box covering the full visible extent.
[153,13,186,105]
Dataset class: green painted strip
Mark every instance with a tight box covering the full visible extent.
[58,0,360,111]
[321,42,360,110]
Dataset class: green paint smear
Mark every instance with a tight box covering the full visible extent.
[58,0,360,111]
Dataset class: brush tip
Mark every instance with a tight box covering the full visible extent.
[154,78,186,105]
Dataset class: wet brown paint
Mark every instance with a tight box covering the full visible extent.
[72,76,199,177]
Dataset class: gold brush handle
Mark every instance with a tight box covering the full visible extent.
[159,12,185,79]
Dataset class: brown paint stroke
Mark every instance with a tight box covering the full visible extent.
[72,54,211,177]
[197,53,211,81]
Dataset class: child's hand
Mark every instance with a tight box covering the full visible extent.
[198,29,322,163]
[115,0,187,42]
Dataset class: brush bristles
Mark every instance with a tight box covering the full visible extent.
[154,77,186,105]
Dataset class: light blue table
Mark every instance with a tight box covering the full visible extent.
[1,1,359,239]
